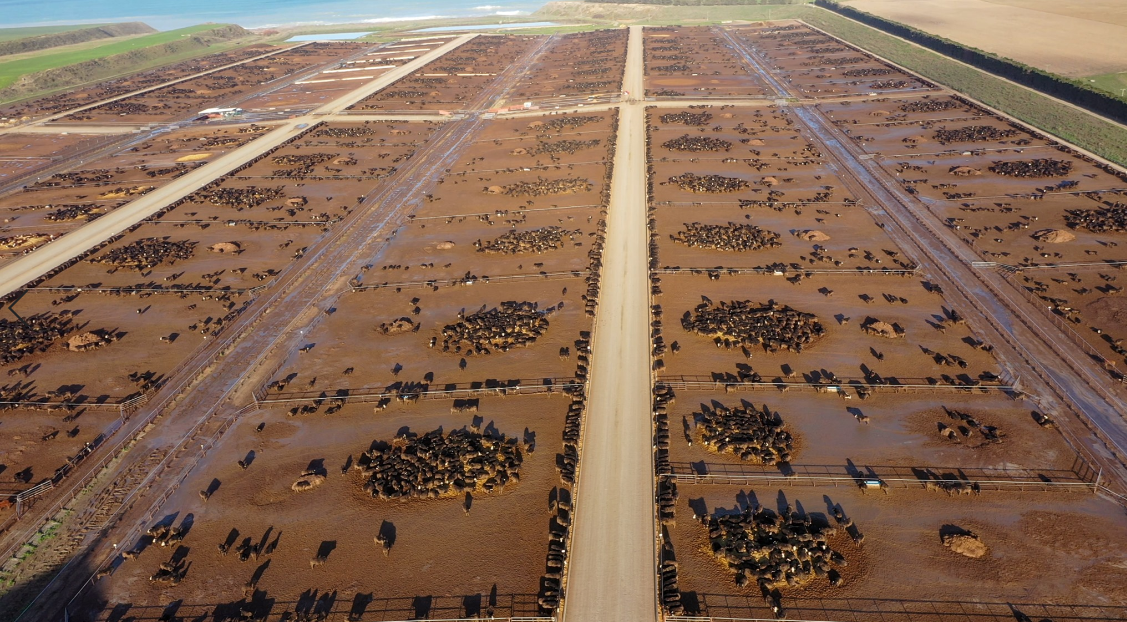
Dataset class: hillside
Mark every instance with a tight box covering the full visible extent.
[0,23,156,58]
[0,24,254,105]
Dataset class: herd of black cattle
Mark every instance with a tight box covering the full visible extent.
[662,134,733,153]
[667,173,750,194]
[705,502,854,590]
[682,299,826,354]
[0,312,75,365]
[91,237,197,272]
[475,226,581,255]
[355,426,525,499]
[491,177,593,197]
[694,401,794,465]
[671,222,781,252]
[989,158,1073,178]
[439,301,552,355]
[1065,203,1127,233]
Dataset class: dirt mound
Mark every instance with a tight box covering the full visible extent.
[486,185,503,194]
[208,241,242,253]
[435,241,456,250]
[379,317,417,335]
[797,230,830,242]
[510,147,529,155]
[943,531,987,558]
[291,473,325,492]
[67,331,113,352]
[860,317,903,339]
[948,165,981,176]
[1031,228,1075,243]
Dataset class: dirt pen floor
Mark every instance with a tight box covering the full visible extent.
[644,26,772,100]
[817,91,1127,382]
[0,124,272,261]
[54,43,372,126]
[84,396,568,620]
[645,23,1124,611]
[0,120,440,558]
[511,29,627,103]
[664,485,1127,618]
[65,109,617,619]
[6,20,1127,622]
[350,36,540,112]
[841,0,1127,77]
[237,38,454,113]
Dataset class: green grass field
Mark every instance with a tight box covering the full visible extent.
[800,7,1127,167]
[1087,71,1127,99]
[0,24,111,43]
[0,23,233,89]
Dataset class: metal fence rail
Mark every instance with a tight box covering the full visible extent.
[677,593,1127,622]
[253,376,584,406]
[656,376,1014,396]
[81,594,551,621]
[664,457,1099,493]
[653,267,919,277]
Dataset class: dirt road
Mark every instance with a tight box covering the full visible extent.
[0,34,475,300]
[562,25,658,622]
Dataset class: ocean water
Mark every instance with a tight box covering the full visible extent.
[0,0,545,31]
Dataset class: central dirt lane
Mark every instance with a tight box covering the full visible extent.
[563,25,657,622]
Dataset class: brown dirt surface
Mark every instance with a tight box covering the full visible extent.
[842,0,1127,76]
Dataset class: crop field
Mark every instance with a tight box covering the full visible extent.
[841,0,1127,77]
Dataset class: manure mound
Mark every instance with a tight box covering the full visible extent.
[291,473,325,492]
[1031,229,1075,243]
[942,531,987,558]
[797,230,830,242]
[67,330,113,351]
[208,241,241,253]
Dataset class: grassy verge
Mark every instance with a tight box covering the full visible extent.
[0,24,109,43]
[801,7,1127,167]
[0,24,233,89]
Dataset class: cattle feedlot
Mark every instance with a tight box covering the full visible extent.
[0,17,1126,622]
